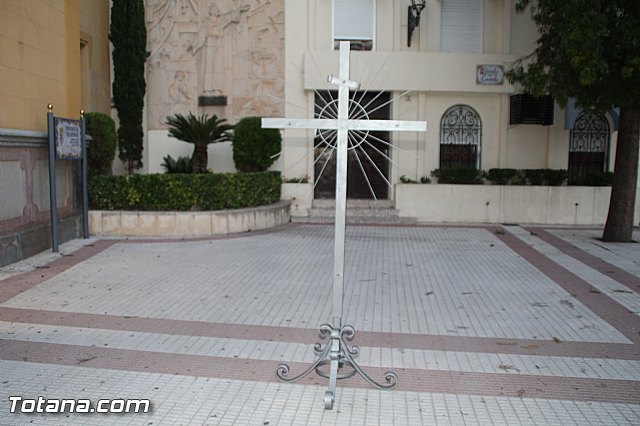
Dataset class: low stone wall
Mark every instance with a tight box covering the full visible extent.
[89,201,291,237]
[396,184,640,225]
[1,128,80,266]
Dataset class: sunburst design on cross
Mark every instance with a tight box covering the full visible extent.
[262,41,427,410]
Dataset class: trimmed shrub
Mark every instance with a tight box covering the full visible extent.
[524,169,567,186]
[483,168,526,185]
[431,168,484,184]
[85,112,117,176]
[233,116,281,172]
[89,171,281,211]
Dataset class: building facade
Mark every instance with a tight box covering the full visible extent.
[141,0,637,224]
[0,0,111,266]
[278,0,622,200]
[142,1,624,187]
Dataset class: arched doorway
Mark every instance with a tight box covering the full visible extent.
[313,90,391,199]
[568,110,610,184]
[439,105,481,169]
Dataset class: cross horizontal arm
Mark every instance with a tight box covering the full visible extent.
[348,120,427,132]
[262,118,427,132]
[262,118,338,130]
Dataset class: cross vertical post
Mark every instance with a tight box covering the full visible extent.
[332,41,355,329]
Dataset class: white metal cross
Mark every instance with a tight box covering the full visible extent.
[263,41,427,328]
[264,41,427,409]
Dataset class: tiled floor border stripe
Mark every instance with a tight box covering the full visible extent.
[526,226,640,293]
[1,339,638,404]
[2,224,639,354]
[495,230,640,344]
[1,306,637,360]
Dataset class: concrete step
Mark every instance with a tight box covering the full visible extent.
[292,198,417,225]
[312,199,394,209]
[307,207,402,218]
[291,215,418,225]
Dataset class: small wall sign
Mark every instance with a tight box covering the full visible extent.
[54,117,82,159]
[476,65,504,85]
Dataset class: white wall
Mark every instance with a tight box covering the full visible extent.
[146,130,236,174]
[281,1,629,199]
[396,184,640,226]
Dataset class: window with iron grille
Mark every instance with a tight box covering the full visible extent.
[439,105,482,169]
[568,110,610,184]
[333,0,375,51]
[510,94,554,125]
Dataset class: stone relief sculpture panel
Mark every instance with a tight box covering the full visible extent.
[146,0,284,129]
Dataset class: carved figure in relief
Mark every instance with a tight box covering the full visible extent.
[159,70,194,125]
[147,0,196,53]
[146,0,201,127]
[145,0,285,126]
[169,70,192,104]
[188,0,251,95]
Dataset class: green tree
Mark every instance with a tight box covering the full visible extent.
[166,113,234,173]
[109,0,147,174]
[507,0,640,242]
[232,116,282,172]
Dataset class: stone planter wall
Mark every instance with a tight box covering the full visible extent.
[395,184,640,225]
[89,201,291,237]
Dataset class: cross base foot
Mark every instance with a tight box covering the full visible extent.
[324,391,334,409]
[275,323,398,410]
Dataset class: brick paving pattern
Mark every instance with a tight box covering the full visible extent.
[0,223,639,424]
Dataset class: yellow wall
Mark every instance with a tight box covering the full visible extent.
[79,0,111,114]
[0,0,110,132]
[65,0,81,119]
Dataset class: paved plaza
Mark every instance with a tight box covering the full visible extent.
[0,223,639,425]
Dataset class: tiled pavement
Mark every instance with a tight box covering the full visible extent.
[0,223,638,425]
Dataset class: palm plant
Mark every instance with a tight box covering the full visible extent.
[160,154,192,173]
[165,112,233,173]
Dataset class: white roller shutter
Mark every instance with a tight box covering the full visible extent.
[333,0,375,41]
[440,0,482,53]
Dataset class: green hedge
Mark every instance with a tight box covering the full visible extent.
[428,168,569,186]
[524,169,567,186]
[484,168,567,186]
[431,168,484,184]
[89,171,281,211]
[484,168,526,185]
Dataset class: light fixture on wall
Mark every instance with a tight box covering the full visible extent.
[408,0,427,47]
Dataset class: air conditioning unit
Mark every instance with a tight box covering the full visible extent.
[510,94,554,125]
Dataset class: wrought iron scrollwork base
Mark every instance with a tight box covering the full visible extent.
[276,323,398,410]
